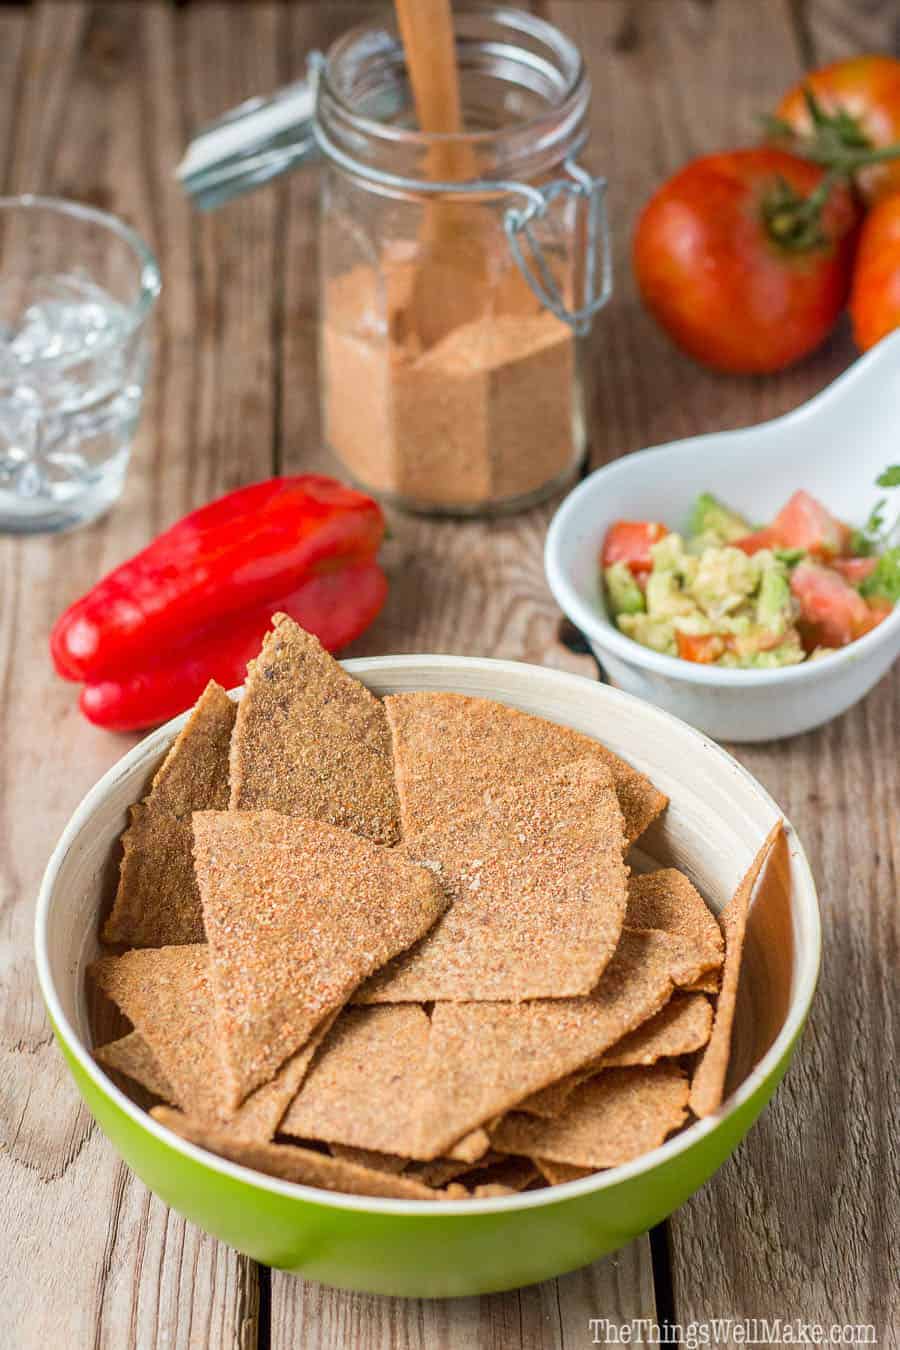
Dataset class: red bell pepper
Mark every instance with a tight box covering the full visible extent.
[51,475,384,682]
[79,561,387,732]
[51,475,388,731]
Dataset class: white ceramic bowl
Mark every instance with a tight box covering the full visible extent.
[546,334,900,741]
[35,657,820,1296]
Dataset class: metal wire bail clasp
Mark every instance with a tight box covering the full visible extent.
[504,163,612,336]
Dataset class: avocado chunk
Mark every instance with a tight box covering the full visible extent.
[687,493,753,548]
[756,557,792,637]
[604,562,645,616]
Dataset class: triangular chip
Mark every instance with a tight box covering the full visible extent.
[413,928,695,1159]
[355,759,627,1002]
[690,822,782,1117]
[152,1109,468,1201]
[95,1031,174,1103]
[492,1064,690,1168]
[599,992,713,1068]
[626,870,724,973]
[193,810,447,1105]
[103,682,235,947]
[533,1158,592,1185]
[281,1006,492,1163]
[91,946,334,1139]
[329,1146,408,1175]
[384,692,666,847]
[518,992,712,1119]
[229,615,399,843]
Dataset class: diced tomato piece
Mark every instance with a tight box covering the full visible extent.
[831,556,878,585]
[675,631,726,663]
[733,526,784,555]
[772,490,851,559]
[791,560,874,648]
[601,520,668,577]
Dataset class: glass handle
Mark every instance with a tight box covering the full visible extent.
[504,163,612,336]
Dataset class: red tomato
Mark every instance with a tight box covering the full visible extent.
[675,631,726,664]
[832,556,878,584]
[633,150,859,374]
[790,560,874,647]
[849,192,900,351]
[733,527,784,556]
[776,56,900,205]
[601,521,668,577]
[772,490,851,558]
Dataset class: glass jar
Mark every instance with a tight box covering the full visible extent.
[178,5,610,516]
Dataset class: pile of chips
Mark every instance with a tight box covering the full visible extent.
[91,614,780,1200]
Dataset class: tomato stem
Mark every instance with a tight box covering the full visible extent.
[769,85,900,177]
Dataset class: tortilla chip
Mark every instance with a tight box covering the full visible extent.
[454,1155,538,1194]
[684,972,720,995]
[329,1145,408,1175]
[281,1005,431,1157]
[516,1073,583,1120]
[600,992,713,1068]
[95,1031,174,1103]
[626,870,724,973]
[534,1157,592,1185]
[493,1064,690,1168]
[384,692,666,847]
[193,810,447,1105]
[152,1108,467,1201]
[690,822,782,1117]
[91,945,333,1138]
[282,1006,492,1163]
[228,615,399,843]
[103,682,235,947]
[406,1153,502,1188]
[412,928,691,1159]
[355,759,627,1002]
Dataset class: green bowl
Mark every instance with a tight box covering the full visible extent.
[35,656,820,1297]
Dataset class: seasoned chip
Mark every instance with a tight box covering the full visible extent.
[95,1031,174,1103]
[153,1108,468,1201]
[229,615,399,843]
[193,811,447,1105]
[690,822,782,1118]
[626,870,724,973]
[281,1006,432,1157]
[355,759,627,1002]
[384,692,666,847]
[492,1064,690,1168]
[517,992,711,1119]
[533,1157,592,1185]
[103,682,235,947]
[329,1145,408,1175]
[412,929,691,1159]
[91,945,334,1138]
[600,992,713,1068]
[282,1006,492,1162]
[684,972,720,995]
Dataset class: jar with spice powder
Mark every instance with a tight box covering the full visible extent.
[179,7,610,515]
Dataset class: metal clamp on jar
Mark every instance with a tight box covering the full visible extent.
[179,6,611,516]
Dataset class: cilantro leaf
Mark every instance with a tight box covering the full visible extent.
[876,466,900,488]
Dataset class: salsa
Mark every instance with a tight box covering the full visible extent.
[601,484,899,668]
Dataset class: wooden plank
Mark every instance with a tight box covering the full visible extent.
[660,2,900,1340]
[0,2,289,1343]
[272,1239,656,1349]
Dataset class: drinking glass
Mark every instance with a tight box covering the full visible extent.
[0,196,160,533]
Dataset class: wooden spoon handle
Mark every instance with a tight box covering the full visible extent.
[394,0,476,181]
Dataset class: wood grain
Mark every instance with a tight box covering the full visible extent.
[653,2,900,1341]
[0,2,288,1344]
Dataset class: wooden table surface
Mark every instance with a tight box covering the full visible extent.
[2,2,897,1346]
